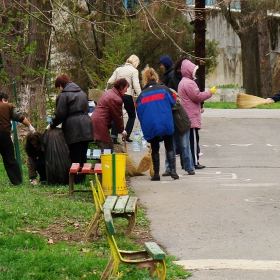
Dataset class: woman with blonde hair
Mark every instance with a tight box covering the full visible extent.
[135,66,179,181]
[107,55,141,143]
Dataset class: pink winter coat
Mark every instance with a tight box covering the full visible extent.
[178,60,212,129]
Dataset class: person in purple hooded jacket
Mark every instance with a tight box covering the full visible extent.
[178,59,215,169]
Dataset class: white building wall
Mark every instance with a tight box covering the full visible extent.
[205,12,280,88]
[206,13,242,87]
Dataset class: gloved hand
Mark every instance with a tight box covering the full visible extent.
[210,86,216,94]
[46,124,50,130]
[266,98,275,105]
[29,124,35,133]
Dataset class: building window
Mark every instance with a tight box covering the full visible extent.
[124,0,138,9]
[186,0,240,10]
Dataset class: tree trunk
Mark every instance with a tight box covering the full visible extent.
[194,0,206,91]
[20,0,52,129]
[238,25,261,96]
[238,12,272,97]
[219,0,272,97]
[257,10,272,98]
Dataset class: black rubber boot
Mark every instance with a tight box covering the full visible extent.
[167,151,179,180]
[151,153,160,181]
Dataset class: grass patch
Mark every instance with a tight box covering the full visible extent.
[204,102,237,109]
[0,145,191,279]
[204,101,280,109]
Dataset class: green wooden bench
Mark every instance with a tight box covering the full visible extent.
[84,174,138,240]
[101,208,166,280]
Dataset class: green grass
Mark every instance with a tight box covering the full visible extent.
[204,102,236,109]
[0,145,191,280]
[204,101,280,109]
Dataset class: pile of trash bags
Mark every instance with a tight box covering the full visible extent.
[42,128,71,185]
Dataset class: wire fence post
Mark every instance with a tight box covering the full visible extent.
[12,78,22,174]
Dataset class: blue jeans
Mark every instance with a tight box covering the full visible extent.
[165,130,194,172]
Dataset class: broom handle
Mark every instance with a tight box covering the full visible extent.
[124,139,127,153]
[122,110,128,152]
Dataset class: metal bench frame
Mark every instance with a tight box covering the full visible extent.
[84,174,138,240]
[90,184,166,280]
[69,163,102,196]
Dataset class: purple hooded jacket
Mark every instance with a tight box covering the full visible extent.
[178,60,212,129]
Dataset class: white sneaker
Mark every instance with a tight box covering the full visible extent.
[30,179,38,185]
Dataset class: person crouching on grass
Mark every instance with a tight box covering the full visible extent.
[25,132,46,185]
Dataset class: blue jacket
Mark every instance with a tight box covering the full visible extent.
[136,81,175,141]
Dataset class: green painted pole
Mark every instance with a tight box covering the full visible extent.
[112,153,116,196]
[12,78,22,174]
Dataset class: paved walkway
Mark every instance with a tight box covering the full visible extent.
[125,109,280,280]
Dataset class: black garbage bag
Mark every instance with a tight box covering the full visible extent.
[41,128,71,185]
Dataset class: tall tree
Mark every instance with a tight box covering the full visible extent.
[0,0,52,128]
[21,0,52,127]
[194,0,206,91]
[0,0,218,123]
[218,0,277,97]
[0,1,25,96]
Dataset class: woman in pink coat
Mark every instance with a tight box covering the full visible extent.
[178,59,213,169]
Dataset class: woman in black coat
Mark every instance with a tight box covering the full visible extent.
[49,74,94,183]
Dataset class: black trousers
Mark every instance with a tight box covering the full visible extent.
[150,135,173,155]
[122,95,136,138]
[35,158,47,181]
[0,131,22,185]
[68,141,89,184]
[111,94,136,139]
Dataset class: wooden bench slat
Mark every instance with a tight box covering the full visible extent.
[93,163,102,174]
[103,196,118,211]
[125,197,138,213]
[145,242,166,260]
[104,208,115,235]
[70,163,80,173]
[113,195,129,214]
[82,163,92,173]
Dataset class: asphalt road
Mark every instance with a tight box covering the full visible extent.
[127,109,280,280]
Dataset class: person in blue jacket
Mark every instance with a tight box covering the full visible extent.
[135,66,179,181]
